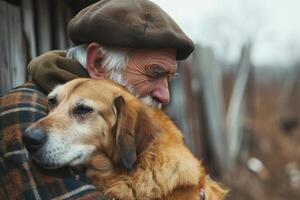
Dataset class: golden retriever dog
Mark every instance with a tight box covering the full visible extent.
[23,78,227,200]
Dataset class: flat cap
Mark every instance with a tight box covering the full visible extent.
[68,0,194,60]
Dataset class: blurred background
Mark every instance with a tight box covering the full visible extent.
[1,0,300,199]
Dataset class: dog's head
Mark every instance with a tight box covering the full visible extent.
[23,78,160,171]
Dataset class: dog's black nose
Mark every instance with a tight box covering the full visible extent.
[22,127,47,153]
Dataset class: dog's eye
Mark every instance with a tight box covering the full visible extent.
[47,97,57,110]
[73,105,94,115]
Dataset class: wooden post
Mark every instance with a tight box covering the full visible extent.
[8,2,26,89]
[192,44,229,173]
[21,0,37,60]
[35,0,52,54]
[0,1,11,95]
[51,0,73,50]
[226,44,252,167]
[0,1,26,95]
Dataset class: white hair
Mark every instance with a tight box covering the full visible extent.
[67,44,88,67]
[67,44,161,108]
[67,44,128,83]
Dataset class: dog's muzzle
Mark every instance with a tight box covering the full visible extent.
[22,127,48,153]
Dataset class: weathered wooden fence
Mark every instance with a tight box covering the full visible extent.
[0,1,26,96]
[0,0,80,95]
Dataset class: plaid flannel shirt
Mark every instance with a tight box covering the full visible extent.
[0,82,109,200]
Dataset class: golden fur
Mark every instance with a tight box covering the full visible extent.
[29,78,227,200]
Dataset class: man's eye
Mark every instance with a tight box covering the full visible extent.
[147,65,167,79]
[73,105,94,115]
[146,72,165,80]
[146,74,156,79]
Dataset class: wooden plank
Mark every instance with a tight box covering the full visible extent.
[226,44,252,167]
[51,0,72,50]
[21,0,37,60]
[192,44,229,173]
[181,60,204,159]
[35,0,52,54]
[7,2,26,88]
[0,0,10,95]
[0,1,27,95]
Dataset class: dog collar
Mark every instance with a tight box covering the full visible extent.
[200,188,206,200]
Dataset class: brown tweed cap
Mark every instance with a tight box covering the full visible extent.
[68,0,194,60]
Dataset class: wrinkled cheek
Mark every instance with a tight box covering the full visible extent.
[123,67,151,93]
[124,75,154,97]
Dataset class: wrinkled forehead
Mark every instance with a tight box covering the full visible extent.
[127,48,178,76]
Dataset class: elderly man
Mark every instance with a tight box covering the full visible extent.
[0,0,193,199]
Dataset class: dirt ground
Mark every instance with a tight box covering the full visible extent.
[221,69,300,200]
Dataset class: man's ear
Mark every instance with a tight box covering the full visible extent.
[86,42,106,79]
[113,96,160,171]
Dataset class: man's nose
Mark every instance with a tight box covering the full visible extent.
[22,127,47,153]
[151,79,170,104]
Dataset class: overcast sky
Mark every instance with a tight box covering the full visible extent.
[152,0,300,67]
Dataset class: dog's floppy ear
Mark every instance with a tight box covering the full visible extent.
[114,96,136,171]
[113,95,160,171]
